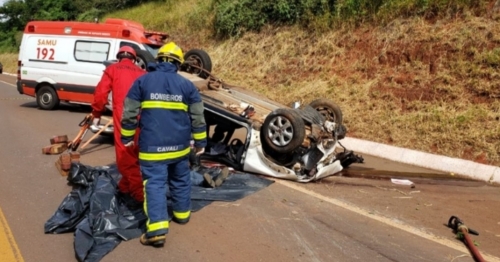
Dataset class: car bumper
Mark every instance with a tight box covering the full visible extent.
[89,124,114,135]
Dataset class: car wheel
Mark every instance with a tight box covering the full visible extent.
[183,49,212,79]
[309,99,343,125]
[36,85,60,110]
[260,108,305,155]
[135,50,155,71]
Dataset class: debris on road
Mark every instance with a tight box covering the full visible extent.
[391,178,415,188]
[49,135,69,144]
[54,152,81,176]
[43,135,71,155]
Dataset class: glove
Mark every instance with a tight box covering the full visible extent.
[195,147,205,156]
[124,141,134,147]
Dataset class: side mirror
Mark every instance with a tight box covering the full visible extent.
[291,101,301,109]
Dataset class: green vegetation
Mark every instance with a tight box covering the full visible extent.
[212,0,484,37]
[1,0,499,165]
[0,0,487,51]
[0,0,155,52]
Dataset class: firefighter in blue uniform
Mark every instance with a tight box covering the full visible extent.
[120,42,207,247]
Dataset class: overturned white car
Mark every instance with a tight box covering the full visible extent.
[102,50,364,182]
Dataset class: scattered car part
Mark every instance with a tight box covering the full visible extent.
[89,123,114,134]
[336,141,365,168]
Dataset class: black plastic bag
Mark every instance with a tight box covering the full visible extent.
[45,162,273,262]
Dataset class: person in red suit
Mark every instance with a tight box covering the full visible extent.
[91,46,146,205]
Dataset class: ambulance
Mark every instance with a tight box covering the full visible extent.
[16,18,211,110]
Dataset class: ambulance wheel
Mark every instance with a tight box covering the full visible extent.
[183,49,212,79]
[260,108,305,154]
[135,50,155,71]
[36,85,60,110]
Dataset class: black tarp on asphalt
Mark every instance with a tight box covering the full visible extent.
[44,163,273,262]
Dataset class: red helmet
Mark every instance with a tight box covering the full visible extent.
[116,46,136,60]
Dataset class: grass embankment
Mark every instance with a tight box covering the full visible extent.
[3,0,499,165]
[109,1,499,165]
[0,53,18,73]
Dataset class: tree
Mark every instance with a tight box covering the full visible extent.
[30,0,77,21]
[0,0,29,31]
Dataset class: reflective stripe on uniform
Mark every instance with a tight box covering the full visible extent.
[121,128,136,137]
[147,221,169,232]
[143,179,169,233]
[139,147,191,161]
[143,180,148,216]
[141,100,188,111]
[193,131,207,140]
[173,210,191,220]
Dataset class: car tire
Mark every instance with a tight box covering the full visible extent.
[183,49,212,79]
[135,50,155,71]
[309,99,343,125]
[36,85,60,110]
[260,108,305,155]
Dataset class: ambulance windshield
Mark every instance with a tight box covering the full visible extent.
[143,44,160,58]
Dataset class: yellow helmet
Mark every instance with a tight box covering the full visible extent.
[156,42,184,64]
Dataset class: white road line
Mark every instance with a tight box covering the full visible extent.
[273,179,500,262]
[0,80,15,87]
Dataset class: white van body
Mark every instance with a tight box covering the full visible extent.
[17,19,162,110]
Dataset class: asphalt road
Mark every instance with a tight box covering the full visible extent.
[0,74,499,262]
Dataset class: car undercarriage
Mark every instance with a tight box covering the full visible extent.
[101,49,364,182]
[181,67,364,182]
